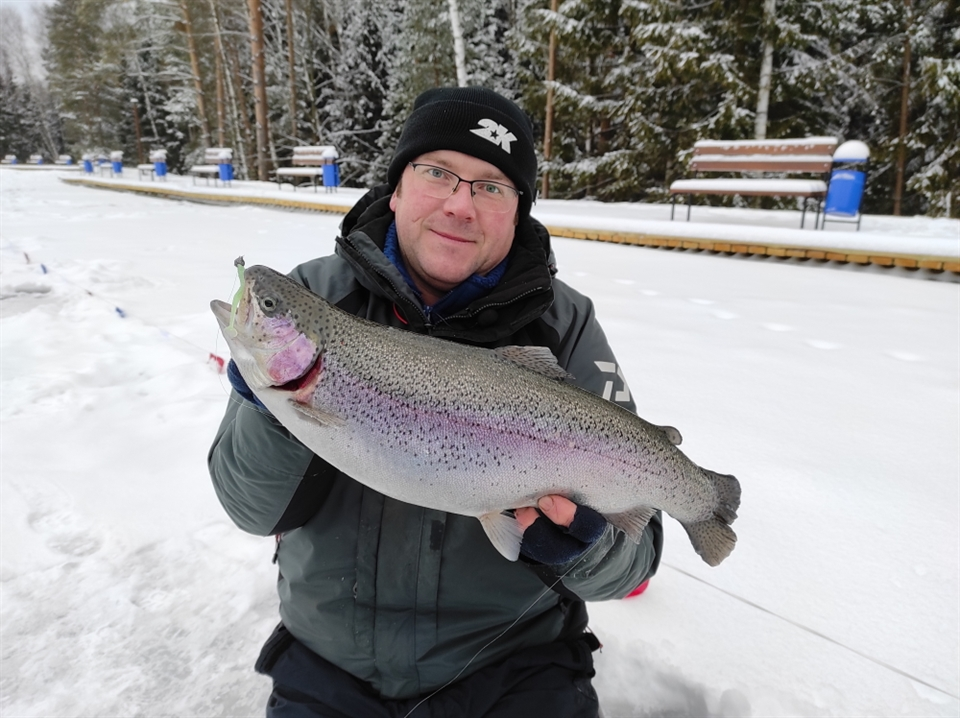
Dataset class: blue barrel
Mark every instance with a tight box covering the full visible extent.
[218,163,234,182]
[82,160,93,173]
[823,169,866,217]
[322,163,340,188]
[154,161,167,178]
[112,160,123,174]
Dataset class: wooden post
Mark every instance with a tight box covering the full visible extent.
[247,0,271,181]
[541,0,558,200]
[893,0,912,216]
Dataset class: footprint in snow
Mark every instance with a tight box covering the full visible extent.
[762,323,794,332]
[27,507,102,558]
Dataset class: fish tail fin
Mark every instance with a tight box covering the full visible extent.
[478,511,524,562]
[682,517,737,567]
[682,469,741,566]
[705,469,741,524]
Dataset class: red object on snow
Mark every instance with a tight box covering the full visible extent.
[209,353,226,373]
[625,580,650,598]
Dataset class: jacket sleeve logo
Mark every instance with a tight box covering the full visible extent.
[469,119,517,154]
[594,361,631,403]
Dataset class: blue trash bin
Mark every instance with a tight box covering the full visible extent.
[218,163,234,182]
[322,163,340,190]
[82,159,93,173]
[824,170,866,215]
[155,161,167,178]
[821,141,869,231]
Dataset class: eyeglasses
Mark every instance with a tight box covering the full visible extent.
[407,163,521,214]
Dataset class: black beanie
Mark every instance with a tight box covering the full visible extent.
[387,87,538,218]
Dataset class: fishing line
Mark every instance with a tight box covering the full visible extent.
[662,562,959,701]
[9,245,226,367]
[401,550,592,718]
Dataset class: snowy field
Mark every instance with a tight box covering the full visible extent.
[1,168,958,717]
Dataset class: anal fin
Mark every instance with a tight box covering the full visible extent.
[605,506,658,543]
[479,511,524,561]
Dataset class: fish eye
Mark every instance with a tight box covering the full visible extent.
[261,296,278,311]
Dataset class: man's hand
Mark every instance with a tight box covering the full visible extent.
[516,495,607,566]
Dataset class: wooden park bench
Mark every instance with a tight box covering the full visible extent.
[55,154,73,165]
[1,155,17,164]
[275,145,339,191]
[188,148,233,186]
[29,153,45,165]
[669,137,838,228]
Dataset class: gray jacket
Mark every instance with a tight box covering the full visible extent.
[208,186,662,699]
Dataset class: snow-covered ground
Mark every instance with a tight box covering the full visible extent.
[1,168,958,717]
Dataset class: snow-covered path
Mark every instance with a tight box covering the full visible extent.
[2,169,958,717]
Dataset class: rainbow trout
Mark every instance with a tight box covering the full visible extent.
[211,260,741,566]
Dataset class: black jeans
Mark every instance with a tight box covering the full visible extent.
[255,623,601,718]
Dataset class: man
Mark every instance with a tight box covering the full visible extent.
[209,87,662,718]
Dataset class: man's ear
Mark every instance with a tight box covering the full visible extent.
[389,179,402,212]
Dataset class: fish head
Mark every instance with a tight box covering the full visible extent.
[211,264,324,392]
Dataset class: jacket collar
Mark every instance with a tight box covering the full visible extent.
[335,185,556,344]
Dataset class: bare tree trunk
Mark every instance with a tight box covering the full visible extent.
[208,0,248,177]
[178,0,211,146]
[228,43,257,177]
[893,0,912,216]
[447,0,468,87]
[754,0,776,140]
[541,0,558,200]
[131,101,144,163]
[247,0,271,181]
[214,39,226,147]
[132,52,161,143]
[285,0,298,141]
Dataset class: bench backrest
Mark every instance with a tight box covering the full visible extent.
[204,147,233,164]
[290,145,338,166]
[690,137,837,173]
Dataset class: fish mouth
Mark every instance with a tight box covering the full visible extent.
[210,299,232,327]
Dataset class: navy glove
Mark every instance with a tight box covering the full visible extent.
[519,501,608,566]
[227,359,269,413]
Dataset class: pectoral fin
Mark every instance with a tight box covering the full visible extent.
[478,511,524,561]
[290,402,346,427]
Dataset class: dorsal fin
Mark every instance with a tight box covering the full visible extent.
[493,346,574,381]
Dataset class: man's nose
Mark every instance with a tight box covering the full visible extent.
[443,181,477,217]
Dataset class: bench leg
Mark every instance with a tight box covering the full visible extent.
[686,194,692,222]
[801,201,807,229]
[670,195,676,220]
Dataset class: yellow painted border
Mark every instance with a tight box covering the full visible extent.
[544,226,960,274]
[59,176,959,274]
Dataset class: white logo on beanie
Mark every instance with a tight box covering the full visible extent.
[470,119,517,154]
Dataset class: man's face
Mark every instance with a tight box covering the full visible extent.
[389,150,519,306]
